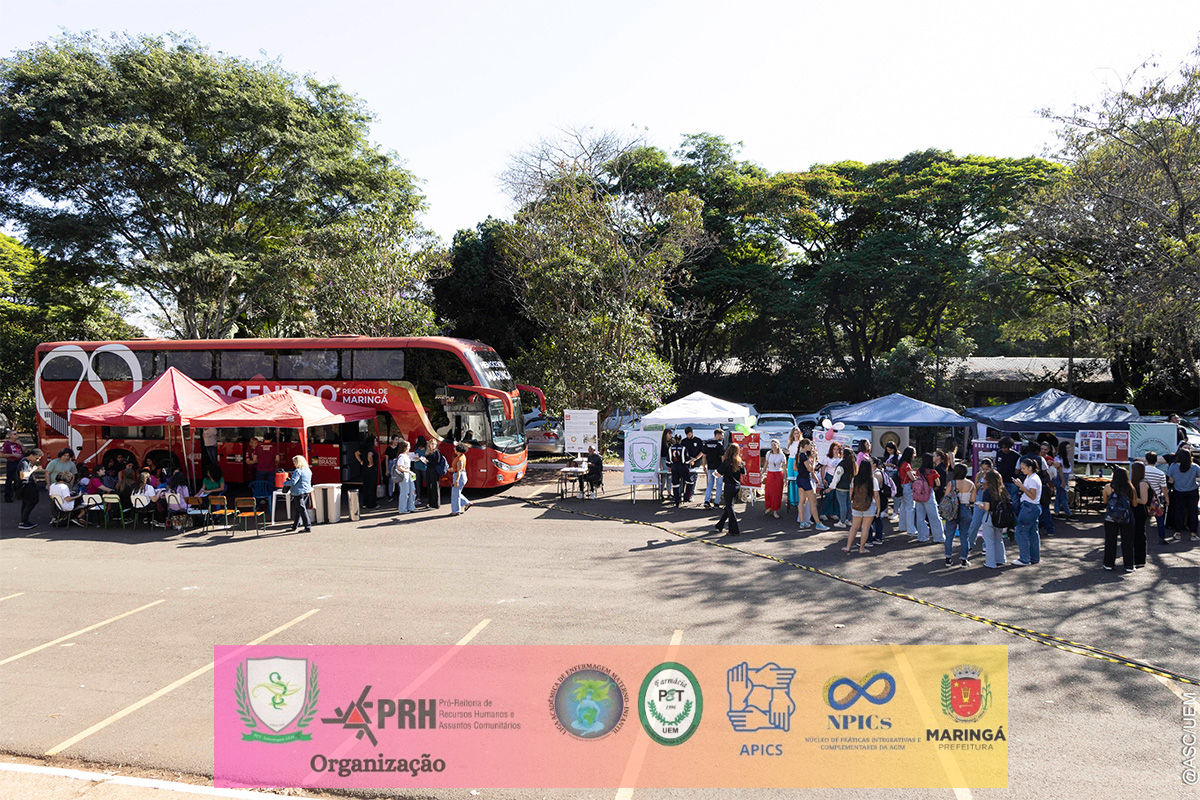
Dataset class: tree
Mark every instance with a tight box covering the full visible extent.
[0,234,140,430]
[500,129,709,425]
[1009,47,1200,406]
[0,32,421,339]
[760,150,1061,397]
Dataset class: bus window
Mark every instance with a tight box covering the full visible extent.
[162,350,213,380]
[351,349,404,380]
[40,354,84,381]
[221,351,274,380]
[94,350,156,382]
[278,349,340,380]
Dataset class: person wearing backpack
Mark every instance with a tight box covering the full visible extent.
[868,457,891,545]
[942,464,975,566]
[1011,457,1043,566]
[842,463,879,554]
[831,451,856,527]
[897,447,917,537]
[977,470,1009,568]
[1102,466,1136,573]
[1130,461,1151,570]
[425,445,448,509]
[911,452,945,544]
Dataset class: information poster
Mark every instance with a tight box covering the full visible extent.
[215,644,1008,790]
[623,432,661,486]
[971,440,999,476]
[1128,423,1177,460]
[731,432,761,487]
[1075,430,1129,463]
[564,409,599,454]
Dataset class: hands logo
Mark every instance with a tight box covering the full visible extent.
[726,662,796,733]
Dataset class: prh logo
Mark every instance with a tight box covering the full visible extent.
[823,671,895,731]
[638,662,703,746]
[320,686,438,747]
[234,657,319,743]
[941,664,991,723]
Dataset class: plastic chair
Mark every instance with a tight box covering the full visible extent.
[249,480,273,506]
[581,470,604,500]
[101,493,132,529]
[208,496,237,533]
[236,497,265,535]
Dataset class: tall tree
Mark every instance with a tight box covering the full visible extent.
[0,32,421,338]
[761,150,1060,397]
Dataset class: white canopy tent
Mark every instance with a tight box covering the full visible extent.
[639,391,755,432]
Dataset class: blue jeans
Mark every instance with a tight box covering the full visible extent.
[396,477,416,513]
[870,493,888,541]
[966,504,987,547]
[981,519,1007,567]
[1006,483,1022,512]
[1039,504,1055,535]
[913,496,945,542]
[898,484,912,533]
[450,472,468,513]
[705,468,723,504]
[1015,502,1042,563]
[835,489,850,525]
[944,506,973,560]
[1054,474,1070,514]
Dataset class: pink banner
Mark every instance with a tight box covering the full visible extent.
[214,645,1007,790]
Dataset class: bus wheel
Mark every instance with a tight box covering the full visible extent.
[146,450,180,473]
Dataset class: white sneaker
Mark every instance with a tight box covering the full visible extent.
[577,492,585,499]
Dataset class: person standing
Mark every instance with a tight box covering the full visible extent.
[1011,457,1043,566]
[17,448,44,529]
[201,426,219,468]
[1143,452,1170,544]
[450,443,470,516]
[384,436,403,500]
[283,455,313,533]
[995,437,1021,508]
[911,452,945,544]
[44,448,77,489]
[1053,441,1073,518]
[943,464,975,567]
[867,457,889,545]
[680,427,704,503]
[703,428,727,510]
[425,445,446,509]
[411,437,429,506]
[831,451,856,527]
[976,470,1009,568]
[254,432,278,485]
[794,439,827,531]
[785,427,803,509]
[393,440,415,513]
[1130,461,1150,569]
[1101,466,1136,573]
[356,435,379,509]
[763,439,786,519]
[714,444,746,537]
[3,431,25,502]
[842,464,880,554]
[1166,448,1199,541]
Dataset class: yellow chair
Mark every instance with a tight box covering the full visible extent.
[235,497,265,535]
[207,496,237,533]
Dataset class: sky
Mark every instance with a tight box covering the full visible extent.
[4,0,1200,243]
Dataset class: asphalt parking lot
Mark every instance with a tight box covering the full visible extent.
[2,474,1198,800]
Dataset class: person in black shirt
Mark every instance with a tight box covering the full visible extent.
[702,428,726,509]
[668,444,691,507]
[680,427,704,503]
[995,437,1021,509]
[714,444,746,536]
[578,445,603,496]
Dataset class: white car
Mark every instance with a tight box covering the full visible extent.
[755,413,798,450]
[602,408,643,432]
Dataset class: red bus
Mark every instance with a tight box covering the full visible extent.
[34,337,540,490]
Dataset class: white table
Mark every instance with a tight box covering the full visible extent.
[311,484,342,524]
[269,490,293,525]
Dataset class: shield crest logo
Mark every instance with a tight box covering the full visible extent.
[247,658,308,732]
[951,676,983,719]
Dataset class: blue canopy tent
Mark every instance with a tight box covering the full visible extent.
[830,394,975,427]
[964,389,1138,433]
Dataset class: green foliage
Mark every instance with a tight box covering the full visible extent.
[0,234,140,430]
[0,32,422,339]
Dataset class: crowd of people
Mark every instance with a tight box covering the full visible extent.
[651,424,1200,573]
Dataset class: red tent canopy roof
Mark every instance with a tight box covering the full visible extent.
[189,388,377,429]
[69,367,231,426]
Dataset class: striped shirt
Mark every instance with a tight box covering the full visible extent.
[1144,465,1168,496]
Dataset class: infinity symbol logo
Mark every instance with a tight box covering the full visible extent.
[825,671,896,710]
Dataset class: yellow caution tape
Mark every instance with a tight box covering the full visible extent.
[526,497,1200,688]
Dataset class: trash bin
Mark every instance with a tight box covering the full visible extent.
[346,489,360,522]
[311,490,326,524]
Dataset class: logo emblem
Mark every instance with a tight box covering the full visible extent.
[638,662,703,746]
[550,665,628,739]
[235,658,319,743]
[321,686,379,745]
[823,671,896,710]
[942,664,991,723]
[726,661,795,732]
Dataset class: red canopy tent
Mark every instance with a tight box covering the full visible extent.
[188,389,377,463]
[70,367,232,483]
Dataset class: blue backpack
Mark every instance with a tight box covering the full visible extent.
[1104,492,1132,525]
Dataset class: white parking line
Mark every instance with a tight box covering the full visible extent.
[0,599,166,666]
[614,629,685,800]
[45,608,320,756]
[0,761,300,798]
[0,592,25,602]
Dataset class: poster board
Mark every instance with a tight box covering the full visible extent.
[731,432,761,487]
[623,432,661,486]
[870,426,908,458]
[971,440,999,476]
[814,427,856,466]
[564,409,598,454]
[1128,423,1178,460]
[1075,430,1129,463]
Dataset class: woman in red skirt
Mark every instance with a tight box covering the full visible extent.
[764,439,787,518]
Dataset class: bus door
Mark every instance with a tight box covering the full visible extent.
[442,400,490,485]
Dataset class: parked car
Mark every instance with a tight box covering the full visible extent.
[1137,415,1200,452]
[525,416,565,454]
[795,402,851,433]
[602,408,643,432]
[1103,402,1140,416]
[754,413,798,450]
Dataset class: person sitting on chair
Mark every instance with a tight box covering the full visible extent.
[578,445,603,497]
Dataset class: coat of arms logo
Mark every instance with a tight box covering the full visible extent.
[941,664,990,723]
[235,657,319,743]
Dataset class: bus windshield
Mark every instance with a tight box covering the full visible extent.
[489,398,525,452]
